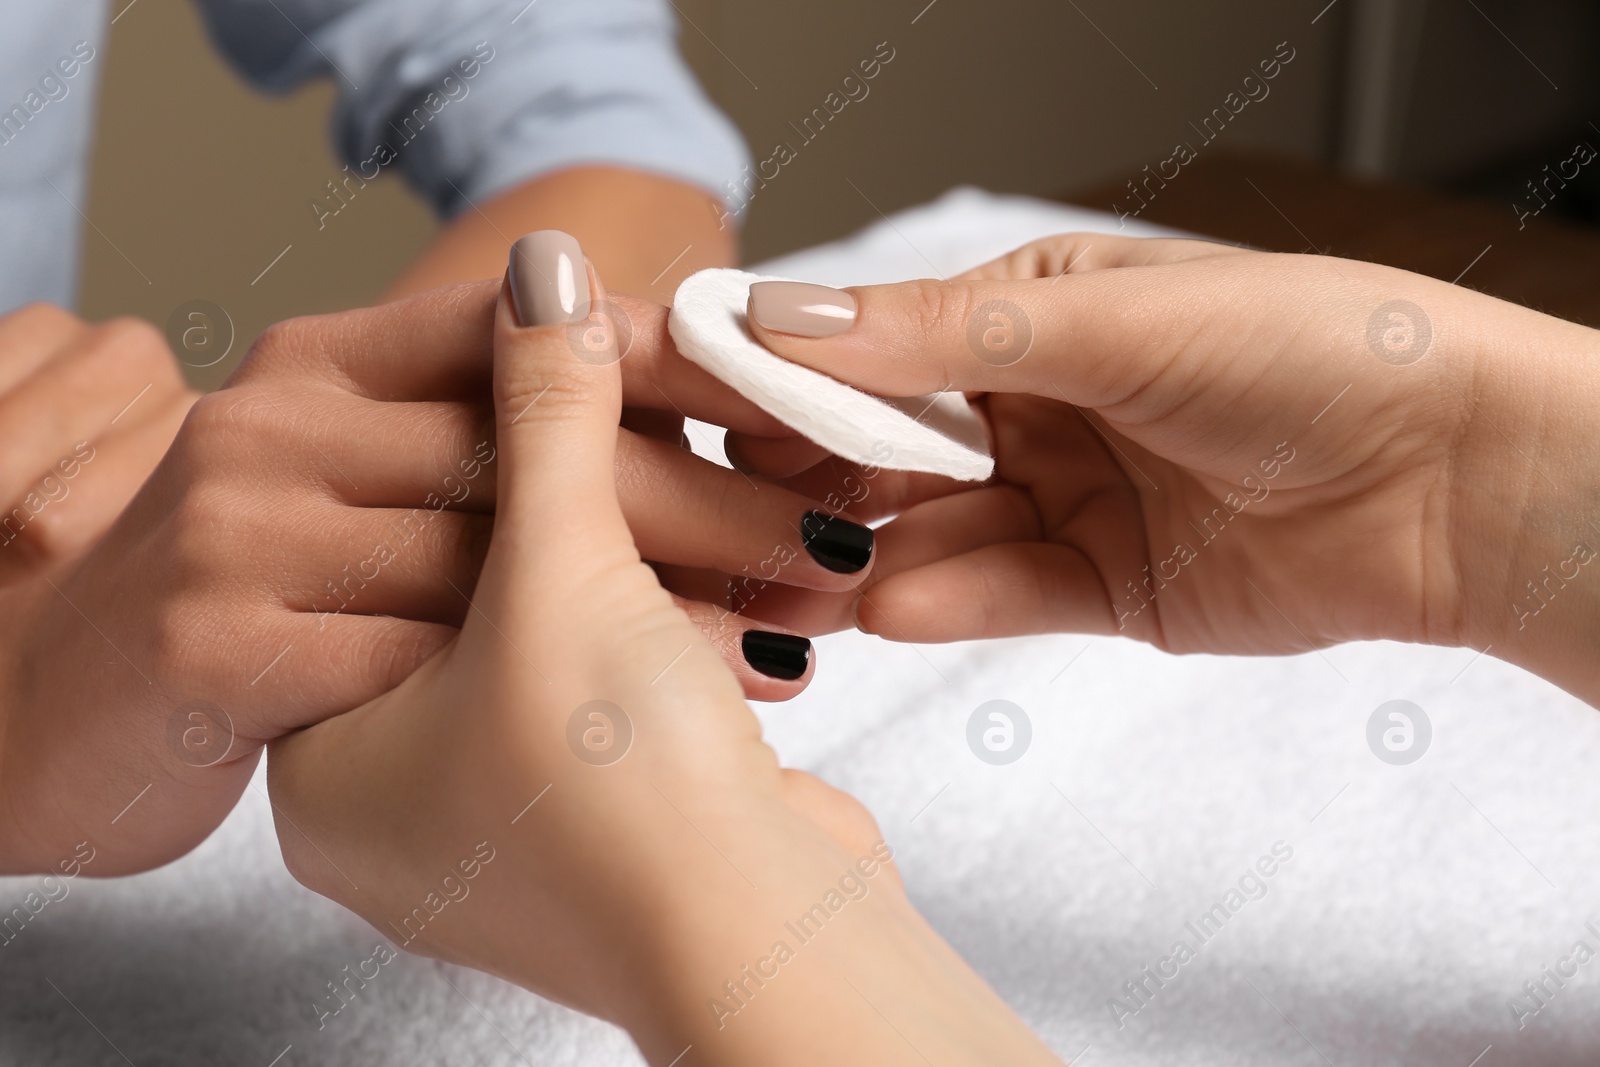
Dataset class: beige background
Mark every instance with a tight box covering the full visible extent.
[80,0,1357,388]
[80,1,1359,389]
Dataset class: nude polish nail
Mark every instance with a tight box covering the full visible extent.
[508,230,589,326]
[747,280,856,337]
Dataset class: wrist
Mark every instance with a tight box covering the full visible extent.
[613,821,1059,1067]
[1450,308,1600,703]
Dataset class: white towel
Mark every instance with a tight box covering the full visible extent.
[3,188,1594,1067]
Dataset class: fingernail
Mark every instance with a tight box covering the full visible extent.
[748,281,856,338]
[800,510,873,574]
[742,630,812,681]
[509,230,589,326]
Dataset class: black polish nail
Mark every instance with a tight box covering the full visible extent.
[741,630,812,681]
[800,510,874,574]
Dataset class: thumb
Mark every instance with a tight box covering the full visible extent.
[475,230,632,613]
[744,273,1174,408]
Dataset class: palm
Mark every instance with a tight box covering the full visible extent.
[973,388,1445,654]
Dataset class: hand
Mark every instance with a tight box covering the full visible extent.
[0,270,878,876]
[0,304,195,587]
[269,250,1061,1067]
[732,234,1600,701]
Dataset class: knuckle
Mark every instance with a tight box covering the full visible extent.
[499,360,593,425]
[683,601,743,659]
[362,620,453,693]
[1037,232,1091,275]
[88,316,169,366]
[906,279,973,344]
[87,316,187,389]
[175,388,271,462]
[11,498,77,565]
[0,515,45,572]
[237,317,320,379]
[12,302,82,337]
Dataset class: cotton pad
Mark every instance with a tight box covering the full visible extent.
[668,268,994,481]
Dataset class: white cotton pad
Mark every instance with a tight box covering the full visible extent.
[667,269,994,481]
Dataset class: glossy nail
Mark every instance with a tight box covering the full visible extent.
[742,630,812,680]
[800,510,874,574]
[508,230,589,326]
[748,280,856,337]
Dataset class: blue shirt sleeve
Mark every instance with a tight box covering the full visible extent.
[191,0,750,217]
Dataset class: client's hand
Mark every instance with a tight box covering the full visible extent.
[0,264,874,876]
[0,304,195,586]
[733,234,1600,702]
[268,250,1063,1067]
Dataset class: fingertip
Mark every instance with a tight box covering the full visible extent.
[723,431,832,479]
[672,593,817,700]
[738,628,816,700]
[747,280,858,340]
[507,229,590,328]
[800,510,875,579]
[486,231,624,560]
[850,594,878,635]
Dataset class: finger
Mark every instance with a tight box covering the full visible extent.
[0,303,86,394]
[610,296,792,435]
[0,317,187,511]
[260,395,500,513]
[953,232,1248,281]
[274,394,791,519]
[246,278,790,436]
[672,594,815,701]
[265,430,880,633]
[477,233,635,623]
[855,542,1119,642]
[744,260,1225,407]
[0,390,193,584]
[748,451,974,525]
[621,407,685,445]
[723,432,832,480]
[721,484,1043,636]
[618,431,876,592]
[691,580,849,637]
[276,508,491,625]
[252,613,459,734]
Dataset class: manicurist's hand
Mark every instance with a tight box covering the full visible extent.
[267,244,1065,1067]
[732,234,1600,704]
[0,304,195,587]
[0,241,880,876]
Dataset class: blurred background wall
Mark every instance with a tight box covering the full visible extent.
[79,0,1600,389]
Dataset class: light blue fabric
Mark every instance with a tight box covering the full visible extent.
[0,0,749,311]
[0,13,108,313]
